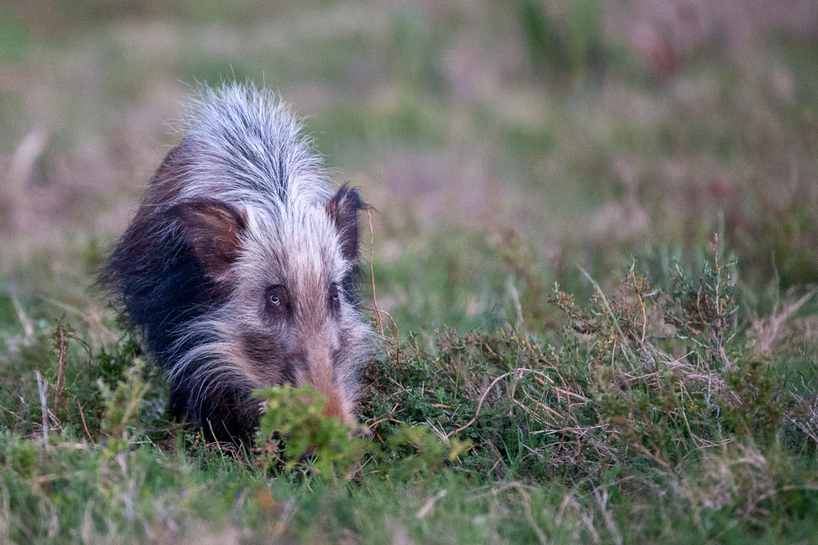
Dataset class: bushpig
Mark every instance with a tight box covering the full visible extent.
[101,83,374,443]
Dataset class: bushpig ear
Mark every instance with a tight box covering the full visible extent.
[326,184,368,262]
[167,199,247,279]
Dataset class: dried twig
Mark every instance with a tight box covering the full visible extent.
[366,208,383,336]
[77,401,93,442]
[447,368,554,438]
[34,371,51,448]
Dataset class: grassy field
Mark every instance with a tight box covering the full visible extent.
[1,1,818,543]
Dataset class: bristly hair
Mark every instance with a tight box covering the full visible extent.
[100,82,375,442]
[174,83,334,211]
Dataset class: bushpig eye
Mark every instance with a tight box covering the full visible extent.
[329,283,340,311]
[264,285,289,317]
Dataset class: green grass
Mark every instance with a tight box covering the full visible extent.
[2,0,818,543]
[2,238,816,543]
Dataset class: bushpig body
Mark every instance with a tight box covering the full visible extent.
[101,83,374,442]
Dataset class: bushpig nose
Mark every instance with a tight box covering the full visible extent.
[304,341,351,423]
[322,393,349,423]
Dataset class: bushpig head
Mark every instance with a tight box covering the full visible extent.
[166,184,370,427]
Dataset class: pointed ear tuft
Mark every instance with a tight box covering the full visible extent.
[166,199,247,279]
[326,184,368,262]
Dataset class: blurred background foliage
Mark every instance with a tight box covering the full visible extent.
[0,0,816,336]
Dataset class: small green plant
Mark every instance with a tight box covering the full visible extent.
[97,356,151,451]
[382,424,470,481]
[254,384,470,483]
[669,235,739,367]
[722,355,788,442]
[254,384,367,476]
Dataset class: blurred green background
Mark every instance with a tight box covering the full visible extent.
[1,0,816,337]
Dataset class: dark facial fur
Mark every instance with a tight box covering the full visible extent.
[100,83,374,443]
